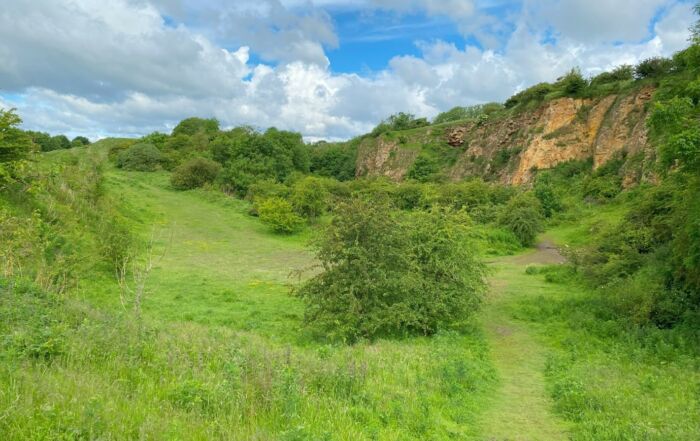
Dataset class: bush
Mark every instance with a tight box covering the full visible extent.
[432,103,504,125]
[505,83,554,109]
[170,157,222,190]
[498,193,544,247]
[257,197,304,234]
[309,142,357,181]
[295,199,486,341]
[115,143,164,171]
[557,68,588,96]
[534,173,562,218]
[590,65,634,86]
[172,117,220,137]
[634,57,673,80]
[71,136,91,147]
[407,154,439,182]
[290,176,328,221]
[370,113,429,136]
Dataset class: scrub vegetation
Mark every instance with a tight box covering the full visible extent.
[2,8,700,440]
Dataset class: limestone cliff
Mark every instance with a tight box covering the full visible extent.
[356,86,656,186]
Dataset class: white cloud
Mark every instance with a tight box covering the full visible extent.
[0,0,694,141]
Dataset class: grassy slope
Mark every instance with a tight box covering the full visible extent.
[1,152,498,440]
[2,143,698,439]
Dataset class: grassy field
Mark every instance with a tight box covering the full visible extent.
[1,160,498,440]
[1,145,699,440]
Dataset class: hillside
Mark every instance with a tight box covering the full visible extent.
[356,85,655,186]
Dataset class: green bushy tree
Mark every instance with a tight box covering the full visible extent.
[0,109,33,166]
[634,57,673,79]
[257,197,304,234]
[590,65,634,86]
[218,128,309,195]
[115,143,164,171]
[172,117,220,137]
[290,176,328,221]
[71,136,91,147]
[295,198,486,341]
[557,68,588,96]
[498,193,543,247]
[170,157,222,190]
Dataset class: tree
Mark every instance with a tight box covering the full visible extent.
[370,113,429,137]
[115,143,164,171]
[534,173,562,218]
[294,198,486,341]
[690,2,700,44]
[172,117,220,137]
[634,57,673,79]
[591,65,634,86]
[170,157,222,190]
[71,136,91,147]
[0,108,33,165]
[290,176,328,220]
[257,197,304,234]
[557,68,588,96]
[49,135,71,150]
[498,193,544,247]
[219,128,310,195]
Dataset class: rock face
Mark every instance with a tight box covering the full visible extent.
[357,86,656,186]
[446,127,468,147]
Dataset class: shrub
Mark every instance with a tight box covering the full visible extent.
[534,173,562,218]
[170,157,222,190]
[370,113,429,136]
[309,142,357,181]
[505,83,554,109]
[71,136,91,147]
[172,117,220,137]
[590,65,634,86]
[257,197,304,234]
[115,143,164,171]
[433,103,504,125]
[295,199,486,341]
[557,68,588,96]
[634,57,673,79]
[498,193,544,247]
[407,154,439,182]
[0,109,33,166]
[290,176,328,221]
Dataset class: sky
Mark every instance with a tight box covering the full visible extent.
[0,0,696,141]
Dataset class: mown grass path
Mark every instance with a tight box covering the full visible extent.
[476,244,569,441]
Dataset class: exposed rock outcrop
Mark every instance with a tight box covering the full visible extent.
[356,86,656,186]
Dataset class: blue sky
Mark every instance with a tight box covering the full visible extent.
[0,0,695,140]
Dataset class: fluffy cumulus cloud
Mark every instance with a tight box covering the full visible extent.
[0,0,695,140]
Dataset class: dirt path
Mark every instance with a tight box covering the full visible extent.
[476,243,569,441]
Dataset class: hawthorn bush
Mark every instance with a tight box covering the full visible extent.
[295,198,486,341]
[170,157,222,190]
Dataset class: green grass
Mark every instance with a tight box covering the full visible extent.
[1,160,498,440]
[2,143,699,440]
[512,264,700,440]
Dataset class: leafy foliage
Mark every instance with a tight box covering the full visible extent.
[115,143,164,171]
[433,103,504,124]
[309,142,357,181]
[498,193,544,247]
[172,117,220,137]
[634,57,674,79]
[371,113,429,136]
[0,108,32,165]
[170,157,222,190]
[295,198,486,341]
[257,197,304,234]
[290,176,328,221]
